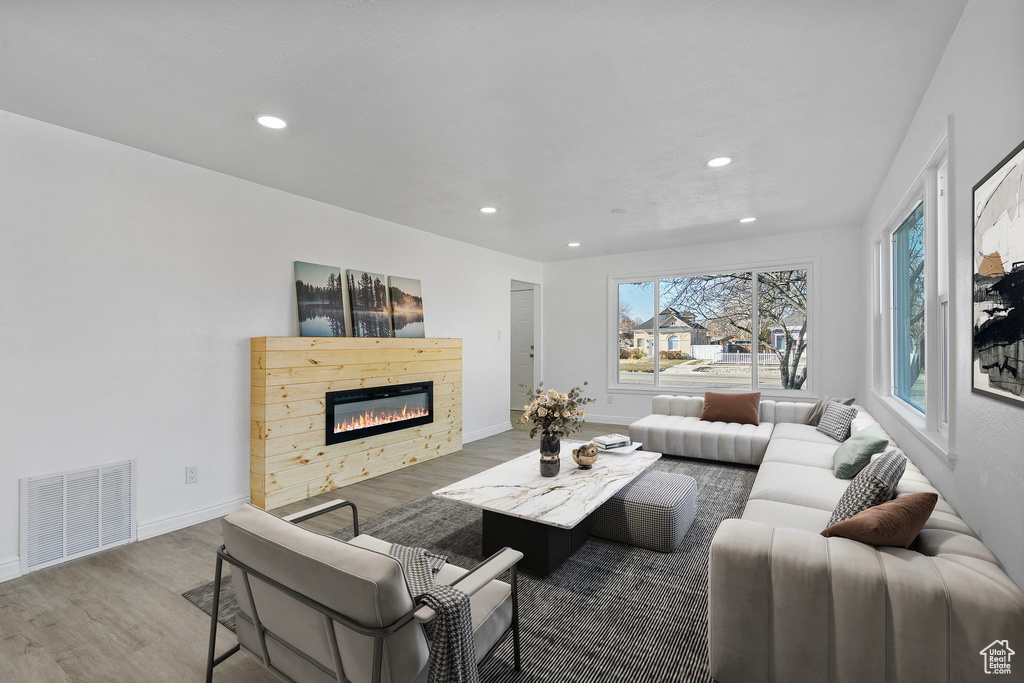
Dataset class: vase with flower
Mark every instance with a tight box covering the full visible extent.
[521,382,596,477]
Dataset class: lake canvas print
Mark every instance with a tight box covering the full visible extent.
[389,276,425,338]
[973,139,1024,405]
[294,261,346,337]
[347,269,391,337]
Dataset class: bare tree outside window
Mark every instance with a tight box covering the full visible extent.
[613,269,810,391]
[757,270,808,390]
[659,270,808,390]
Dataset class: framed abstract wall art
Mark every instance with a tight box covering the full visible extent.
[972,138,1024,406]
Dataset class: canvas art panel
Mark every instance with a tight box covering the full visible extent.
[389,276,425,338]
[972,138,1024,405]
[347,269,391,337]
[294,261,346,337]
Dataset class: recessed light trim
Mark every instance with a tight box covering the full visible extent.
[567,242,581,247]
[479,207,498,214]
[705,156,733,168]
[255,115,287,129]
[740,217,757,223]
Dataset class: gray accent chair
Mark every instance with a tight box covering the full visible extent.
[206,500,523,683]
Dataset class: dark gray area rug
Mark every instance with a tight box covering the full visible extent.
[184,457,756,682]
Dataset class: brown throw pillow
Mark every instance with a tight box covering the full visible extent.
[821,492,938,548]
[701,391,761,425]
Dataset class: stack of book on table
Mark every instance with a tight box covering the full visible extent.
[592,434,641,454]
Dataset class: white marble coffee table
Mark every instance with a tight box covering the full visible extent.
[433,440,661,574]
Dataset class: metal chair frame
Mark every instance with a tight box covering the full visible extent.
[206,499,522,682]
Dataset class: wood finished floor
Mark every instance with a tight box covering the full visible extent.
[0,413,619,682]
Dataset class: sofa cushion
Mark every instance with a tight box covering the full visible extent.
[816,402,858,441]
[827,451,907,526]
[651,395,704,417]
[631,413,773,465]
[770,422,843,445]
[821,492,938,547]
[748,462,851,512]
[701,391,761,425]
[832,424,889,479]
[741,498,833,533]
[761,438,838,470]
[804,396,855,426]
[763,400,814,425]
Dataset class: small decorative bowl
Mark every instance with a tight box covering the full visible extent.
[571,443,600,469]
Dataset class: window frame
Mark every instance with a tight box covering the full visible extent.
[871,136,951,461]
[890,200,926,414]
[607,257,818,398]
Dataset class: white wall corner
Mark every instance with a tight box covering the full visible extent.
[0,556,21,584]
[137,494,251,541]
[463,422,512,444]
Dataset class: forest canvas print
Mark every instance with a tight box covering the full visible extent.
[294,261,346,337]
[389,276,425,338]
[347,269,391,337]
[973,139,1024,405]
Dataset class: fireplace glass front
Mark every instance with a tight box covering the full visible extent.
[325,382,433,445]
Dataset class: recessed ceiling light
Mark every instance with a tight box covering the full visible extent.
[739,217,757,223]
[705,156,733,168]
[479,207,498,214]
[610,208,626,214]
[255,115,287,129]
[567,242,581,247]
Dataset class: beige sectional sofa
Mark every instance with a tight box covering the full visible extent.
[631,396,1024,683]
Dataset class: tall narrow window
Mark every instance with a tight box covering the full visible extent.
[758,270,809,390]
[618,281,654,385]
[892,202,925,412]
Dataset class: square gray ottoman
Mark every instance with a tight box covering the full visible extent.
[589,470,697,552]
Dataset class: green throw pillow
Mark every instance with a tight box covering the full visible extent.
[833,424,889,479]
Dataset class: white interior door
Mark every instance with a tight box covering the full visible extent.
[510,288,535,410]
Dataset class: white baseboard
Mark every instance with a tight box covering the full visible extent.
[137,494,251,541]
[0,556,20,583]
[583,413,637,427]
[463,422,512,444]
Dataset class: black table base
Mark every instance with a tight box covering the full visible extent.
[482,510,590,576]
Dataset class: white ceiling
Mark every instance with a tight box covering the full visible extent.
[0,1,966,262]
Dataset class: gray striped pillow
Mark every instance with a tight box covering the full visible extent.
[816,402,858,441]
[805,396,855,426]
[828,450,908,526]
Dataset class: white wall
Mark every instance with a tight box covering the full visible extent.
[858,0,1024,586]
[0,111,542,580]
[541,226,864,424]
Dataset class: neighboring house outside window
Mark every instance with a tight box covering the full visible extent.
[632,307,711,357]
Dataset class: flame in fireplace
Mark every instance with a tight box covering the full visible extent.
[334,404,429,433]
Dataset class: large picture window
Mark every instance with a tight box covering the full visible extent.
[614,267,810,392]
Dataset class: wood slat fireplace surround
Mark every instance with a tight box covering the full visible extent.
[250,337,463,509]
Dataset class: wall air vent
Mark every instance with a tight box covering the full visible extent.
[20,459,136,574]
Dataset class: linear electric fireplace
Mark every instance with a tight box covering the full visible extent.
[325,381,433,445]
